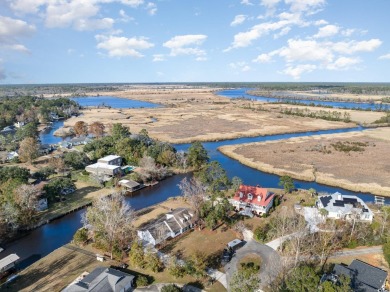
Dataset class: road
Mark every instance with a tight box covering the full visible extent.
[224,238,281,290]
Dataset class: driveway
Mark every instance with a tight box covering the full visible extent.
[224,238,281,290]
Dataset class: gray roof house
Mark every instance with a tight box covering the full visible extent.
[325,259,388,292]
[138,208,195,246]
[63,267,134,292]
[85,155,123,180]
[316,192,373,222]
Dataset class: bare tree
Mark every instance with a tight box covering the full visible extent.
[83,192,135,259]
[178,177,206,220]
[380,206,390,236]
[89,121,105,138]
[18,137,39,163]
[73,121,88,136]
[139,156,168,182]
[50,156,66,175]
[14,184,40,226]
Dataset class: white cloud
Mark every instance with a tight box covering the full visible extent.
[230,61,251,72]
[326,56,360,70]
[331,39,382,54]
[261,0,281,8]
[253,53,273,63]
[196,56,207,62]
[163,34,207,57]
[0,16,35,53]
[119,9,134,22]
[120,0,144,7]
[283,64,316,79]
[231,15,247,27]
[146,2,157,15]
[279,39,333,63]
[379,53,390,60]
[314,24,340,38]
[274,26,291,38]
[341,28,355,37]
[95,34,154,57]
[153,54,165,62]
[285,0,326,13]
[241,0,253,5]
[314,19,328,26]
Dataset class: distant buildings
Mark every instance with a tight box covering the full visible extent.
[137,208,195,246]
[85,155,122,180]
[322,259,388,292]
[63,267,134,292]
[229,184,275,216]
[316,192,373,222]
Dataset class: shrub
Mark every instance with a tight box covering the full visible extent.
[254,224,269,243]
[135,275,149,287]
[383,241,390,266]
[161,284,183,292]
[73,228,88,245]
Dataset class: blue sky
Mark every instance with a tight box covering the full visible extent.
[0,0,390,84]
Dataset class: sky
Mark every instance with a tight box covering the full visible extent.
[0,0,390,84]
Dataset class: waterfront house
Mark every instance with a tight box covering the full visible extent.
[38,144,54,155]
[0,125,16,136]
[118,179,141,192]
[63,267,134,292]
[0,254,19,274]
[316,192,373,222]
[137,208,195,246]
[6,151,19,161]
[321,259,388,291]
[85,155,122,180]
[68,136,92,147]
[229,184,275,216]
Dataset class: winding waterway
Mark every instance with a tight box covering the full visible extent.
[219,88,390,111]
[1,89,387,270]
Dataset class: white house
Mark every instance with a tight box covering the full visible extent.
[0,254,19,273]
[137,208,194,246]
[85,155,122,180]
[316,192,373,222]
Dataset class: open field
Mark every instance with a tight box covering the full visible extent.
[261,103,386,125]
[251,90,390,102]
[219,128,390,196]
[62,90,355,143]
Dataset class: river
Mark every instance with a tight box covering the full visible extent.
[1,89,386,269]
[219,88,390,111]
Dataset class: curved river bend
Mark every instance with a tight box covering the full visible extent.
[1,90,387,269]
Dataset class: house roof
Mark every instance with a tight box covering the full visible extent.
[0,254,19,270]
[139,208,194,242]
[64,267,134,292]
[232,185,275,207]
[333,259,388,291]
[118,179,140,189]
[86,163,121,170]
[318,193,372,217]
[98,155,121,162]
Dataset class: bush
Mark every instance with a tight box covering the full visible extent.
[254,224,269,243]
[161,284,183,292]
[383,241,390,266]
[135,275,149,287]
[73,228,88,245]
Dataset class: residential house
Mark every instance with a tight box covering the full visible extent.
[38,144,54,155]
[0,254,19,274]
[85,155,122,180]
[316,192,373,222]
[14,121,25,128]
[0,125,16,136]
[138,208,195,246]
[322,259,388,292]
[6,151,18,161]
[49,112,59,121]
[63,267,134,292]
[118,179,141,192]
[68,136,92,147]
[229,184,275,216]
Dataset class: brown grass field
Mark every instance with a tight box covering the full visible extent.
[219,128,390,196]
[61,89,357,143]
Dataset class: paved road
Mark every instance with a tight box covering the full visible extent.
[224,239,281,290]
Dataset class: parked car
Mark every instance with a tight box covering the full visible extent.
[221,248,234,264]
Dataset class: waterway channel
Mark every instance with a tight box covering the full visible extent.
[1,89,387,269]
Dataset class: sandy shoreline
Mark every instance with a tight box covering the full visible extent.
[219,128,390,197]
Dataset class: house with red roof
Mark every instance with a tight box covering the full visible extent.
[229,185,275,216]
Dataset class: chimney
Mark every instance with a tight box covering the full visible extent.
[258,195,261,202]
[239,192,243,199]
